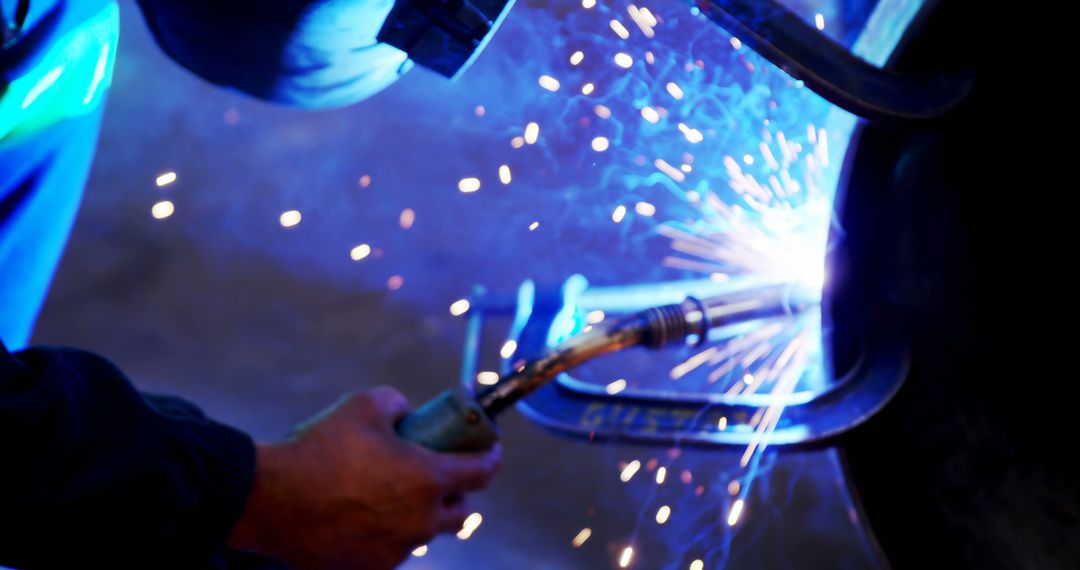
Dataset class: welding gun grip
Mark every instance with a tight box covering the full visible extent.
[395,387,500,452]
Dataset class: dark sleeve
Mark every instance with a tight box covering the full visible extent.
[0,341,256,568]
[134,0,411,108]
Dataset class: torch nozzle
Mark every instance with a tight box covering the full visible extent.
[477,282,819,416]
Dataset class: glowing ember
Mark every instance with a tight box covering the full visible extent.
[387,275,404,290]
[634,201,656,216]
[581,83,595,95]
[570,51,585,65]
[619,546,634,568]
[640,106,660,123]
[475,105,486,117]
[613,52,633,68]
[591,136,610,152]
[500,340,517,359]
[730,37,742,49]
[727,500,745,526]
[581,0,595,8]
[655,467,667,484]
[571,528,592,547]
[358,174,372,188]
[655,505,671,524]
[456,513,483,540]
[619,460,641,482]
[499,165,512,185]
[151,200,174,219]
[458,177,481,193]
[350,244,371,261]
[411,545,428,557]
[606,378,628,394]
[524,122,540,144]
[449,299,471,316]
[815,13,825,30]
[594,105,612,119]
[610,20,630,39]
[665,82,684,100]
[690,560,704,570]
[155,171,176,187]
[399,208,415,229]
[477,371,500,385]
[538,75,561,92]
[612,205,627,223]
[511,136,525,148]
[279,210,301,227]
[529,221,540,231]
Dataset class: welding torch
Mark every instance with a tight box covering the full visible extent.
[395,283,818,452]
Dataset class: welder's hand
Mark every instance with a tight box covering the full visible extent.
[228,387,502,570]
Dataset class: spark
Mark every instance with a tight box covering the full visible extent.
[387,275,404,290]
[815,13,825,30]
[570,51,585,65]
[582,82,595,95]
[645,51,655,65]
[680,164,692,173]
[655,505,671,524]
[678,123,704,143]
[727,499,745,526]
[399,208,415,229]
[591,136,610,152]
[635,202,656,216]
[610,20,630,39]
[529,221,540,231]
[358,174,372,188]
[571,528,592,547]
[449,299,471,316]
[500,340,518,359]
[458,177,481,193]
[614,53,634,68]
[690,560,704,570]
[607,378,628,394]
[350,244,372,260]
[640,106,660,123]
[151,201,174,220]
[582,0,595,8]
[627,5,657,37]
[718,416,727,430]
[155,172,177,187]
[619,547,634,568]
[654,159,685,182]
[524,122,540,144]
[279,210,301,227]
[477,371,500,385]
[586,310,605,324]
[475,105,486,117]
[539,75,561,92]
[594,105,612,119]
[743,373,754,384]
[511,136,525,148]
[730,37,742,49]
[456,513,483,540]
[612,205,627,222]
[656,467,667,484]
[728,480,740,495]
[742,153,755,165]
[412,545,428,557]
[619,460,641,482]
[666,82,684,99]
[499,165,512,185]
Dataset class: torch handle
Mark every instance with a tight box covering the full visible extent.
[395,387,500,452]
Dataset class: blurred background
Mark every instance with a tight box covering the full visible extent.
[32,0,892,567]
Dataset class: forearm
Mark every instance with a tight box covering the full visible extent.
[0,342,255,567]
[135,0,410,108]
